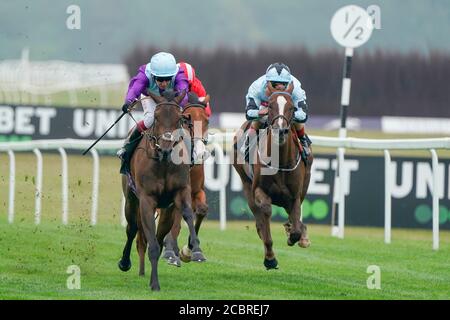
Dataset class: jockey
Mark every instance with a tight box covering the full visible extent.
[117,52,210,172]
[241,62,311,159]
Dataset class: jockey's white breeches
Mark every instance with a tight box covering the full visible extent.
[141,94,157,129]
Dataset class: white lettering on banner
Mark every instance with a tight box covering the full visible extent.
[204,155,230,191]
[309,158,331,195]
[391,161,448,200]
[0,106,14,133]
[35,108,57,135]
[0,106,58,135]
[15,107,34,134]
[203,156,450,201]
[391,162,413,198]
[96,110,120,137]
[416,162,445,199]
[73,109,94,137]
[73,109,142,138]
[331,159,359,196]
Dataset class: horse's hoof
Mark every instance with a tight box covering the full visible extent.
[167,255,181,267]
[191,251,207,262]
[150,283,160,292]
[299,238,311,248]
[287,232,301,246]
[118,259,131,272]
[139,272,145,277]
[264,258,278,270]
[162,249,177,261]
[180,245,192,263]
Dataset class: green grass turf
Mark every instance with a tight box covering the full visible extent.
[0,220,449,300]
[0,148,449,300]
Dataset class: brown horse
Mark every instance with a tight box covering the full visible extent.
[232,83,313,270]
[136,95,211,271]
[118,91,206,291]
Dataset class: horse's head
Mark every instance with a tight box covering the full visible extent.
[184,93,210,138]
[148,90,187,161]
[266,82,295,144]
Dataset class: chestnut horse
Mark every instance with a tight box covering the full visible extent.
[232,83,313,270]
[136,95,210,271]
[118,91,206,291]
[163,96,210,266]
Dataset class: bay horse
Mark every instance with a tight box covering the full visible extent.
[118,90,206,291]
[232,82,313,270]
[136,94,211,271]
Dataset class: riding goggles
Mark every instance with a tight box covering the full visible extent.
[155,76,173,82]
[270,81,289,88]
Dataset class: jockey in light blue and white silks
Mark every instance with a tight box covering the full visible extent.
[242,62,311,158]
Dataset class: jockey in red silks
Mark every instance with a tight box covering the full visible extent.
[118,52,211,174]
[177,61,212,117]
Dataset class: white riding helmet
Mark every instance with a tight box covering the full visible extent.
[145,52,179,78]
[265,62,292,84]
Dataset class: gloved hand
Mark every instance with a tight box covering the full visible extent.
[258,108,269,117]
[294,108,307,123]
[121,102,130,113]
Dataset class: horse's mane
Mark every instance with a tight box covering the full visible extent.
[161,90,179,102]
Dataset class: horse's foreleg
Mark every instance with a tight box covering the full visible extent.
[139,195,160,291]
[253,187,277,270]
[285,197,303,246]
[177,188,206,263]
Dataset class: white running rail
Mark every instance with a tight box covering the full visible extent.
[1,135,449,250]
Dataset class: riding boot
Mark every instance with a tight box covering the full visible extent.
[296,128,311,159]
[118,123,144,174]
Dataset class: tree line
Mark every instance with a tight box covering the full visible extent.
[124,46,450,117]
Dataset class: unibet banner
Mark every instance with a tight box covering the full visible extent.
[0,104,143,141]
[203,154,450,230]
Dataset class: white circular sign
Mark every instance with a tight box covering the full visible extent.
[331,5,374,48]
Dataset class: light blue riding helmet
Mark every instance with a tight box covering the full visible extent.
[145,52,179,79]
[265,62,292,84]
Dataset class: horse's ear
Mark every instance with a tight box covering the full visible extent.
[285,82,294,95]
[174,89,187,105]
[198,94,211,106]
[147,90,166,104]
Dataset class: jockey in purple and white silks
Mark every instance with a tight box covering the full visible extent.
[117,52,190,173]
[241,62,311,158]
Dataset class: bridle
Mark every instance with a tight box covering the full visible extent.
[258,91,301,171]
[182,103,209,146]
[145,102,188,160]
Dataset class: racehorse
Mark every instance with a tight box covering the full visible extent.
[118,90,206,291]
[163,94,211,266]
[232,82,313,270]
[136,94,211,271]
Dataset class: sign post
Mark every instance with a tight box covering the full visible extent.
[330,5,373,238]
